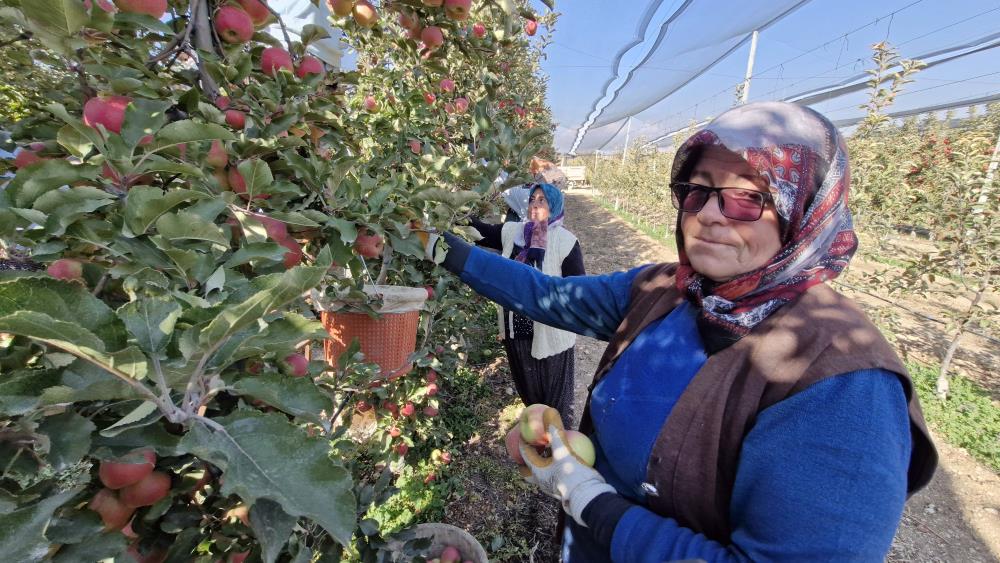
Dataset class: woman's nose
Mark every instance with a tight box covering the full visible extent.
[696,193,727,224]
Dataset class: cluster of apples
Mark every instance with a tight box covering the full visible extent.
[505,404,595,467]
[88,450,170,531]
[427,544,474,563]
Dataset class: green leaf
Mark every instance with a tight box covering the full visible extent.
[413,187,480,208]
[198,265,327,350]
[224,242,287,268]
[8,159,98,208]
[118,295,181,355]
[237,159,274,201]
[0,369,62,416]
[0,311,148,381]
[19,0,88,37]
[0,278,126,350]
[230,374,333,424]
[56,124,94,158]
[326,217,358,244]
[124,186,207,236]
[250,498,297,563]
[91,423,180,458]
[122,98,172,148]
[152,120,234,150]
[47,510,104,544]
[114,11,173,33]
[50,531,127,563]
[178,412,356,546]
[38,411,94,471]
[0,489,80,563]
[34,186,116,236]
[155,210,229,247]
[99,400,161,437]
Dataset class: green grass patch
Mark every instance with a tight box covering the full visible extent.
[909,361,1000,473]
[593,195,678,253]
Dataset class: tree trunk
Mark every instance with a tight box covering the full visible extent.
[937,276,990,399]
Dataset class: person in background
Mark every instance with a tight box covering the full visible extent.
[469,183,585,429]
[531,156,569,191]
[425,101,936,561]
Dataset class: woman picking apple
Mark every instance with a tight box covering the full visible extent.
[423,102,937,561]
[468,183,585,429]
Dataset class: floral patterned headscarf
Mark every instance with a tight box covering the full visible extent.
[671,101,858,353]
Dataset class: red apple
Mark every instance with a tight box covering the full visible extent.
[113,0,167,18]
[83,95,131,134]
[424,472,436,484]
[88,489,135,531]
[236,0,270,26]
[363,95,379,113]
[99,450,155,489]
[438,78,455,92]
[426,370,437,384]
[453,97,468,113]
[424,285,435,300]
[278,237,303,268]
[227,551,250,563]
[120,471,171,507]
[356,400,373,412]
[215,96,231,110]
[261,47,293,76]
[13,150,45,169]
[519,403,550,446]
[397,10,419,30]
[444,102,455,114]
[400,401,416,417]
[421,26,444,50]
[206,140,228,169]
[352,0,378,27]
[354,230,384,258]
[408,139,422,155]
[225,109,246,130]
[439,451,451,464]
[565,430,596,467]
[227,167,270,200]
[472,22,486,38]
[440,546,461,563]
[423,91,436,105]
[295,56,325,79]
[423,405,438,417]
[47,259,84,282]
[514,106,526,118]
[388,426,401,438]
[426,383,439,396]
[505,426,525,465]
[281,353,309,377]
[524,18,537,36]
[215,5,254,44]
[394,443,409,456]
[444,0,470,21]
[327,0,354,17]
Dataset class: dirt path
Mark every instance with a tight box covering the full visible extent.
[561,190,1000,562]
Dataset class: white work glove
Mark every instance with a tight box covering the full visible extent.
[519,424,616,527]
[415,229,445,263]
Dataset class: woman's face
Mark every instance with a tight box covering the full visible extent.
[528,188,551,222]
[680,147,782,282]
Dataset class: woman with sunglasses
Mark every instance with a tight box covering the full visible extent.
[468,183,585,429]
[424,101,936,561]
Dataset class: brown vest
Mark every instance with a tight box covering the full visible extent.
[580,263,937,542]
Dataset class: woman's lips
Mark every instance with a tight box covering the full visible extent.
[692,235,731,247]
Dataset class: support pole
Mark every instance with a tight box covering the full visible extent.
[621,117,632,167]
[739,30,759,105]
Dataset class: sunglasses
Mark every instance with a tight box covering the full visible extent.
[670,181,775,222]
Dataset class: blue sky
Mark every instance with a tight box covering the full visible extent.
[536,0,1000,153]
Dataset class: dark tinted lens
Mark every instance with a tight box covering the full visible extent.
[719,189,765,220]
[672,183,709,212]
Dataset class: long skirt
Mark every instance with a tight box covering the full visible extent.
[503,338,576,429]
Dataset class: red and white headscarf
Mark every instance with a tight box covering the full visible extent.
[671,101,858,353]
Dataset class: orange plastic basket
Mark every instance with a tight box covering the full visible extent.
[321,309,419,376]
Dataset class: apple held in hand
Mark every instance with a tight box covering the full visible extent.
[505,426,525,465]
[564,430,596,466]
[518,403,552,446]
[215,5,254,44]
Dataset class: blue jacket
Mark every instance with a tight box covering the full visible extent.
[444,236,911,562]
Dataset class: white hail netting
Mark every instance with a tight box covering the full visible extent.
[571,0,1000,154]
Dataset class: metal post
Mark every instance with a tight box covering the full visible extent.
[621,116,632,166]
[740,30,759,105]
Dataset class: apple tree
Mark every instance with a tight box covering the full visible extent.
[0,0,555,560]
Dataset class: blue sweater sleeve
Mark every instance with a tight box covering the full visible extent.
[458,242,643,341]
[608,369,912,562]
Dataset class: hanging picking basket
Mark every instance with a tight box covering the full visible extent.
[318,285,428,377]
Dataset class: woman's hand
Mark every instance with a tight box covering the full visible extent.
[519,424,616,526]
